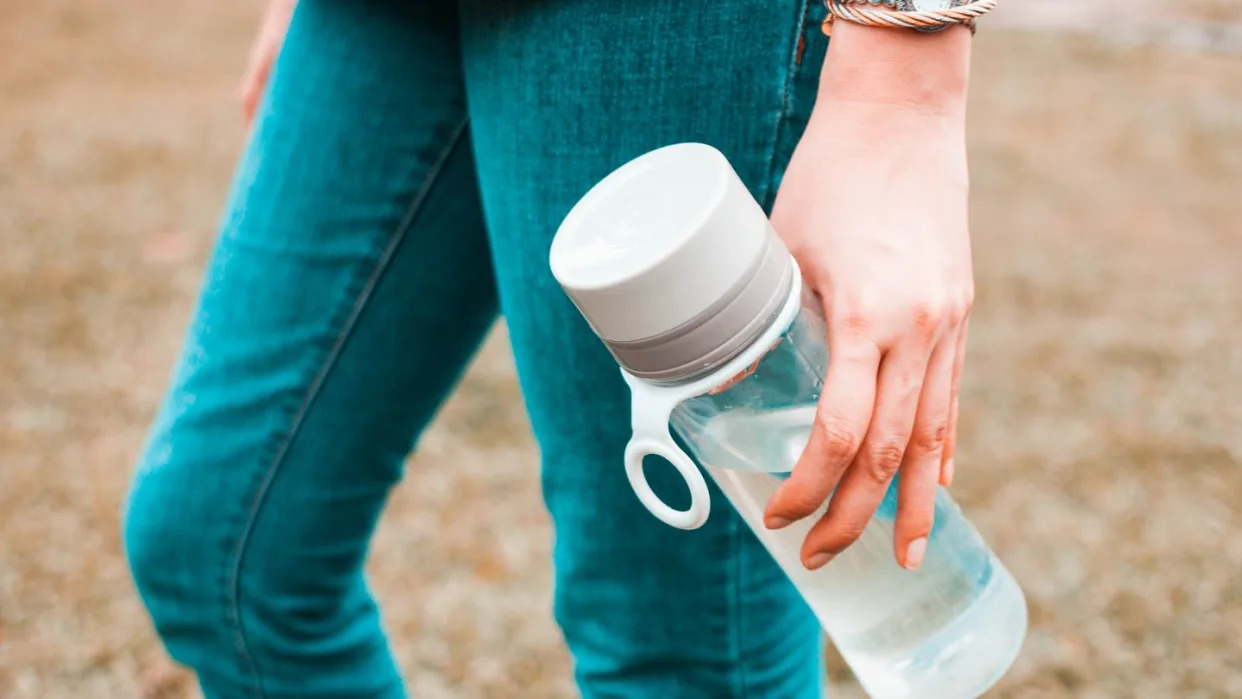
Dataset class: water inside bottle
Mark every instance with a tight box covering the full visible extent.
[691,406,1027,699]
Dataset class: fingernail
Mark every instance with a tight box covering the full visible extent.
[766,516,791,530]
[942,459,955,487]
[806,552,833,570]
[904,537,927,570]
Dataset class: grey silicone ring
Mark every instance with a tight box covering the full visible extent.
[605,231,794,384]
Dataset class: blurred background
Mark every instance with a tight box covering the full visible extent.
[2,1,1240,697]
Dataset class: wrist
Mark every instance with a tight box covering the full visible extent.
[818,20,971,116]
[805,100,969,186]
[801,87,969,187]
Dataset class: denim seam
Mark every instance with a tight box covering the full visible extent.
[728,511,748,699]
[222,115,471,697]
[733,4,813,697]
[760,0,814,212]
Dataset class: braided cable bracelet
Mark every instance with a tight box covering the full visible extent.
[822,0,999,36]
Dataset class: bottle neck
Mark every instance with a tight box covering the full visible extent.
[614,254,799,388]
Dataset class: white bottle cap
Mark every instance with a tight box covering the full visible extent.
[551,143,793,382]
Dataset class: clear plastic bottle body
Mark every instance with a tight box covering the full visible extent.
[669,286,1028,699]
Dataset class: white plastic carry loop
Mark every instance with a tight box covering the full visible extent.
[622,368,710,530]
[620,264,803,530]
[624,436,712,530]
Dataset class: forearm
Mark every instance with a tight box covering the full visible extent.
[817,20,972,117]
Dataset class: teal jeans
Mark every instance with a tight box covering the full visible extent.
[123,1,829,696]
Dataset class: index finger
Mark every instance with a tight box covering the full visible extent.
[764,329,881,528]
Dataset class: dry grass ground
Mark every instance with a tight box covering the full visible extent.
[2,2,1240,697]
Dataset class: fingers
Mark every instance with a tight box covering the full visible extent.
[940,317,970,486]
[800,343,931,570]
[764,330,881,529]
[893,335,957,569]
[237,59,271,127]
[238,0,296,127]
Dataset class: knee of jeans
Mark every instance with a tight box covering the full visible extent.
[123,438,229,639]
[124,434,394,694]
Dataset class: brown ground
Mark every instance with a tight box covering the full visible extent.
[2,2,1240,698]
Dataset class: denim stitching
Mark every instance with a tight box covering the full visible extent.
[223,116,471,696]
[760,0,815,212]
[728,511,748,698]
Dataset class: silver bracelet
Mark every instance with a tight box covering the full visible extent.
[824,0,994,36]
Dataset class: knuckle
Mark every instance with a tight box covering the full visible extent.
[913,423,949,454]
[865,441,905,483]
[945,303,968,327]
[820,520,868,555]
[834,296,883,335]
[911,303,945,341]
[838,308,871,334]
[816,416,859,459]
[788,489,829,515]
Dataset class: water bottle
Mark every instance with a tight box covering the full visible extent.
[550,143,1027,699]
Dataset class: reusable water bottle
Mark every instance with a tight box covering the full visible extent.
[550,143,1027,699]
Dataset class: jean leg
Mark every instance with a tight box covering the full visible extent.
[122,2,494,696]
[461,1,830,697]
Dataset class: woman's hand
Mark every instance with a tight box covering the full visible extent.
[764,22,974,572]
[237,0,297,127]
